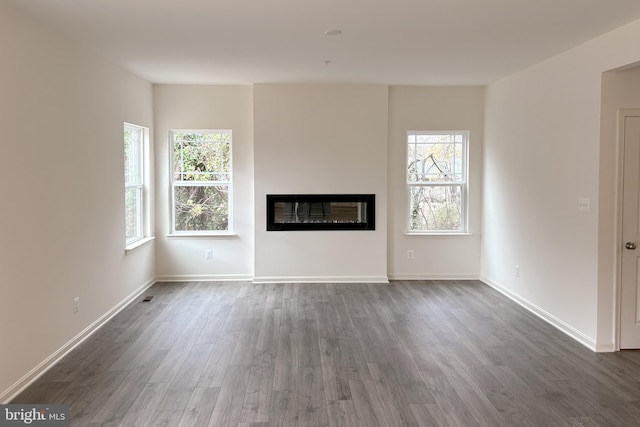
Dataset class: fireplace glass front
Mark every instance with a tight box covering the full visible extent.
[266,194,375,231]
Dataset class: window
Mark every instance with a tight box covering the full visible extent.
[124,123,147,244]
[407,131,468,233]
[171,130,232,233]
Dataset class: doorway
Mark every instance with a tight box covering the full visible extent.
[619,109,640,349]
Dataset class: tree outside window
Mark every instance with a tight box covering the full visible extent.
[171,130,232,232]
[407,131,468,233]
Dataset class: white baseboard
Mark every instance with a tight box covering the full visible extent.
[595,342,616,352]
[0,278,156,404]
[480,276,600,352]
[388,273,480,281]
[252,275,390,284]
[155,274,253,282]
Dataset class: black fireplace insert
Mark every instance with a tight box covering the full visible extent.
[267,194,375,231]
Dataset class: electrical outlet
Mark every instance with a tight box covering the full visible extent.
[73,297,80,313]
[515,264,520,278]
[205,249,213,259]
[407,250,414,259]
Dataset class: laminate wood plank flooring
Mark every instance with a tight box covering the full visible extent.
[11,280,640,426]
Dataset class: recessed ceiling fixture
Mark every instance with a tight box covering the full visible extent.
[324,29,342,36]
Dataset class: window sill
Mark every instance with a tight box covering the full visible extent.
[125,236,155,254]
[404,232,473,238]
[166,232,238,239]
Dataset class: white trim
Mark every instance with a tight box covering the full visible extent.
[481,276,600,352]
[388,273,479,281]
[613,109,640,351]
[404,232,474,237]
[596,342,616,352]
[156,274,253,282]
[252,276,390,284]
[614,109,627,351]
[166,232,237,238]
[0,278,156,404]
[125,236,155,254]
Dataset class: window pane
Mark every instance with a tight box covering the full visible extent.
[408,141,463,183]
[409,185,462,231]
[124,127,142,185]
[174,185,229,231]
[125,187,141,240]
[173,132,231,182]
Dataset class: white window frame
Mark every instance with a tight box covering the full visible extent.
[124,123,151,250]
[406,130,469,234]
[170,129,233,235]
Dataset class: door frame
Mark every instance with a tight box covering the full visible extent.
[615,109,640,351]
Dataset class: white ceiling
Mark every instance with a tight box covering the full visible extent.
[6,0,640,85]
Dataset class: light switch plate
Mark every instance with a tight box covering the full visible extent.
[578,197,591,212]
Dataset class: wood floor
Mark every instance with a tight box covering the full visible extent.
[12,280,640,426]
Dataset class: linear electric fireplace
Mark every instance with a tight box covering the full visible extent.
[267,194,375,231]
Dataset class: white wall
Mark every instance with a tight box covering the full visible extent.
[482,18,640,351]
[253,85,388,282]
[388,86,484,279]
[154,84,483,283]
[0,3,155,400]
[153,85,254,280]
